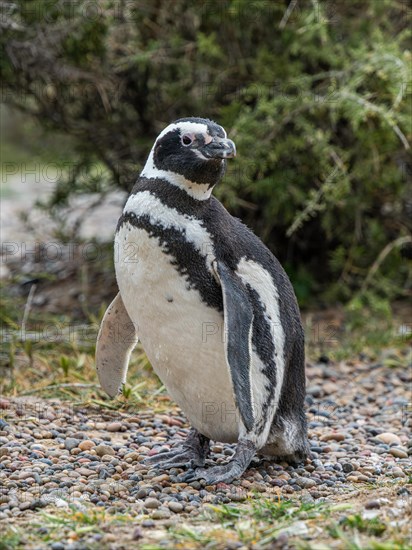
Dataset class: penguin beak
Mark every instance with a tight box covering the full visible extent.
[202,137,236,159]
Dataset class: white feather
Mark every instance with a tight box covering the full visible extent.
[115,221,239,442]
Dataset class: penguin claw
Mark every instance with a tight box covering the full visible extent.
[144,449,182,465]
[177,440,257,484]
[177,468,198,483]
[177,462,245,485]
[144,429,210,471]
[144,447,206,470]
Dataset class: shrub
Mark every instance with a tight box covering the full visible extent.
[1,0,410,305]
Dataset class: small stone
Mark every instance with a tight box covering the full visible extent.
[136,488,148,499]
[144,498,161,509]
[390,447,408,459]
[124,452,139,461]
[342,463,354,473]
[107,422,122,432]
[78,440,95,452]
[376,433,401,445]
[142,519,155,528]
[323,382,338,394]
[151,474,169,483]
[320,432,345,442]
[76,467,94,477]
[365,500,380,509]
[296,477,316,489]
[307,385,323,397]
[18,471,33,480]
[391,467,406,477]
[168,501,184,513]
[357,474,370,482]
[347,475,359,482]
[132,527,143,540]
[151,508,171,519]
[95,445,115,457]
[229,492,247,502]
[64,438,80,451]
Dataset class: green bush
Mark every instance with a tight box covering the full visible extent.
[1,0,411,306]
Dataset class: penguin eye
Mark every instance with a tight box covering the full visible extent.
[181,134,193,146]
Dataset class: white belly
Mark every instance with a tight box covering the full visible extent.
[115,223,238,442]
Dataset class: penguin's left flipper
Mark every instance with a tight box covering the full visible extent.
[95,292,138,397]
[213,260,255,432]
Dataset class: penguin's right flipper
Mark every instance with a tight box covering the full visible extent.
[213,261,255,433]
[96,292,138,397]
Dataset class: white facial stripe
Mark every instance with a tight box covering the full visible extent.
[124,191,216,270]
[236,258,285,446]
[155,121,209,142]
[140,121,225,201]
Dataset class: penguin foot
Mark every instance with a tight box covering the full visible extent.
[178,439,256,485]
[144,428,210,470]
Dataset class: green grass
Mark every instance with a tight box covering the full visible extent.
[330,514,387,537]
[0,527,24,550]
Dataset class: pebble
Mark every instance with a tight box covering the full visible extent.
[136,488,148,499]
[389,447,408,459]
[296,477,317,489]
[0,347,409,543]
[95,445,116,457]
[365,500,380,509]
[320,432,345,442]
[307,385,323,397]
[168,501,184,513]
[144,498,161,509]
[107,422,122,432]
[78,440,95,451]
[391,467,406,478]
[151,508,171,519]
[64,438,80,451]
[76,467,95,477]
[376,433,401,445]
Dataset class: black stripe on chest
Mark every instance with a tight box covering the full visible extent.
[117,212,223,312]
[130,178,208,217]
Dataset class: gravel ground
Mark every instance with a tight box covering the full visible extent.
[0,349,411,548]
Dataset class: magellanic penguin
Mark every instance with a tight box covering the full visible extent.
[96,117,309,484]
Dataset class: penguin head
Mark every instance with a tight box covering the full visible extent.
[141,117,236,199]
